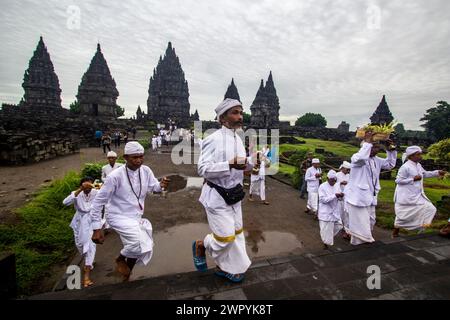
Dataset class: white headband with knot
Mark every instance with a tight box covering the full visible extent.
[327,170,337,179]
[405,146,422,157]
[215,98,242,122]
[339,161,351,170]
[124,141,144,155]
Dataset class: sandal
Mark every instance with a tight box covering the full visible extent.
[214,269,245,283]
[192,240,207,272]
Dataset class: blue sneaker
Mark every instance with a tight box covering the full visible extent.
[192,241,207,272]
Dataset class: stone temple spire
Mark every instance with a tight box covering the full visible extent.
[252,79,266,105]
[77,43,119,117]
[224,78,241,102]
[21,36,62,109]
[370,95,394,125]
[147,42,190,126]
[250,71,280,128]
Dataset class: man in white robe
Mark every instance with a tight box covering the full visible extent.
[344,132,397,245]
[90,142,169,281]
[151,136,158,151]
[392,146,446,237]
[63,176,98,287]
[157,135,162,148]
[249,151,270,205]
[101,151,122,229]
[336,161,351,239]
[101,151,122,182]
[305,158,322,216]
[193,98,253,283]
[318,170,344,248]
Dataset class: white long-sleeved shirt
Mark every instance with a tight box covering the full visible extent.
[336,171,350,192]
[101,163,123,182]
[394,160,439,205]
[63,189,98,215]
[345,142,397,207]
[318,182,342,222]
[305,166,322,193]
[89,164,162,230]
[198,126,253,207]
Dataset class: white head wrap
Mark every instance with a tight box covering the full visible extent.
[339,161,351,170]
[327,170,337,179]
[312,158,320,164]
[215,98,242,122]
[405,146,422,157]
[401,153,408,163]
[124,141,144,155]
[106,151,117,158]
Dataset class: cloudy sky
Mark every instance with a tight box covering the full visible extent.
[1,0,449,129]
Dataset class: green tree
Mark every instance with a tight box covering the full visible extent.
[243,112,251,125]
[69,100,80,114]
[428,138,450,161]
[295,113,327,127]
[116,105,125,117]
[420,101,450,141]
[395,123,405,137]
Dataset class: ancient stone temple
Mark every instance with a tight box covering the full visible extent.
[20,36,62,110]
[370,95,394,125]
[337,121,350,132]
[191,109,200,121]
[147,42,190,127]
[77,43,119,117]
[224,78,241,102]
[250,71,280,128]
[136,105,146,122]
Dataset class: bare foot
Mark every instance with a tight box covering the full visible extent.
[195,240,206,257]
[115,257,131,280]
[392,228,400,238]
[261,201,270,205]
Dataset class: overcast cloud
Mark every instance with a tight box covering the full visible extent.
[1,0,449,129]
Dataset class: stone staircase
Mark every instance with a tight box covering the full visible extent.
[29,233,450,300]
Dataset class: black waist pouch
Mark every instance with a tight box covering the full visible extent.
[207,181,245,205]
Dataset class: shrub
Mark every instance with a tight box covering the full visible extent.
[427,138,450,161]
[81,163,103,180]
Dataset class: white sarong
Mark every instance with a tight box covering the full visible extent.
[319,220,343,246]
[345,202,376,245]
[307,192,319,213]
[107,214,154,266]
[394,201,436,231]
[70,212,96,267]
[249,179,266,201]
[202,195,251,275]
[339,201,349,229]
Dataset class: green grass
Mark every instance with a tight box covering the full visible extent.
[278,163,296,176]
[0,171,80,295]
[279,137,359,158]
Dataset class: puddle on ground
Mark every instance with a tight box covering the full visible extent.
[162,174,203,193]
[130,223,303,279]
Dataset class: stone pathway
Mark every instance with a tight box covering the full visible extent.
[30,233,450,300]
